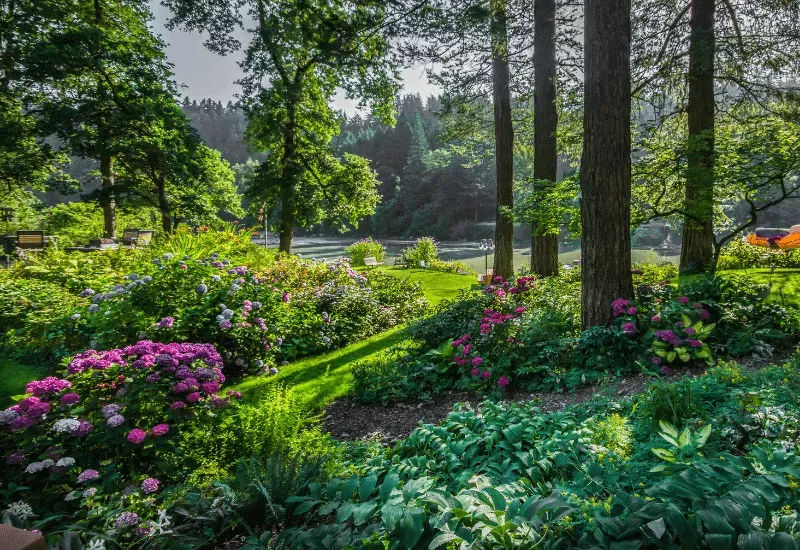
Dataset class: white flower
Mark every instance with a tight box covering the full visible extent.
[84,487,98,497]
[147,508,173,536]
[40,459,54,468]
[86,539,107,550]
[6,501,34,521]
[56,457,75,468]
[52,418,81,434]
[64,491,79,502]
[25,461,47,474]
[70,314,81,321]
[0,409,19,425]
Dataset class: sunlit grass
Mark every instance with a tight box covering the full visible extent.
[375,266,477,304]
[231,325,411,411]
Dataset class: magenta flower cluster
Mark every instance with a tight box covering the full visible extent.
[479,307,523,336]
[25,377,71,396]
[484,276,535,299]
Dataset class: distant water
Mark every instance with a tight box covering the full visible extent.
[252,234,680,273]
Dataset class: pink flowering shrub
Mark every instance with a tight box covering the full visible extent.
[425,276,538,395]
[611,287,716,366]
[1,341,239,497]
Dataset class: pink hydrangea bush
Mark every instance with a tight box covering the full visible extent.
[611,288,716,367]
[0,340,243,546]
[431,276,537,394]
[1,341,239,497]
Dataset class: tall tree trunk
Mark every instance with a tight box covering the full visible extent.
[279,192,294,254]
[531,0,559,277]
[490,0,514,280]
[100,154,116,238]
[157,177,172,233]
[680,0,715,274]
[95,0,116,239]
[580,0,633,329]
[277,98,299,255]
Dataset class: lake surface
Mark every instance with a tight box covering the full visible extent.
[251,234,680,273]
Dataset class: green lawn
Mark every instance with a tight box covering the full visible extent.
[718,268,800,306]
[232,268,476,409]
[376,266,477,304]
[0,359,48,408]
[232,325,410,410]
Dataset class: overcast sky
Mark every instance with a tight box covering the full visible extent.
[149,2,440,115]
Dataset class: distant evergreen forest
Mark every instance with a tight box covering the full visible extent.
[45,93,797,243]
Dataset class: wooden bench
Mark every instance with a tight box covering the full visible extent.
[16,231,45,252]
[121,229,154,247]
[363,256,380,267]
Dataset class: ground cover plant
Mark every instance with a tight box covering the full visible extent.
[264,352,800,549]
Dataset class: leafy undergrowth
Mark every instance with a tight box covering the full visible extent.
[276,354,800,549]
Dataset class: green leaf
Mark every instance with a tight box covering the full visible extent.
[696,424,712,446]
[359,474,378,502]
[652,448,676,462]
[399,506,426,549]
[429,533,461,549]
[380,473,399,503]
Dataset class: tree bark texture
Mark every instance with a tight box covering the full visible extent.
[531,0,559,276]
[490,0,515,280]
[100,154,116,238]
[680,0,715,273]
[580,0,633,328]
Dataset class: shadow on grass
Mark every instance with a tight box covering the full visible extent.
[233,325,410,410]
[0,360,48,408]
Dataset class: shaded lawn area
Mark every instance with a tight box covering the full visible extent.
[718,268,800,306]
[0,359,48,408]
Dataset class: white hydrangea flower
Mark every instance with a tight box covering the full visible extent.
[6,501,34,521]
[86,539,107,550]
[84,487,97,497]
[40,459,54,468]
[56,457,75,468]
[64,491,79,502]
[0,409,19,425]
[25,461,47,474]
[52,418,81,434]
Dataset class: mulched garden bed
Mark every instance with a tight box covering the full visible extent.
[323,365,714,443]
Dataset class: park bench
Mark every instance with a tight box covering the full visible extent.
[16,231,45,252]
[121,229,155,247]
[419,260,428,269]
[394,257,407,267]
[363,256,381,267]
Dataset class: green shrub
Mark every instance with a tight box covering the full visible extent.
[637,380,703,431]
[345,237,386,266]
[717,238,800,270]
[401,236,439,267]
